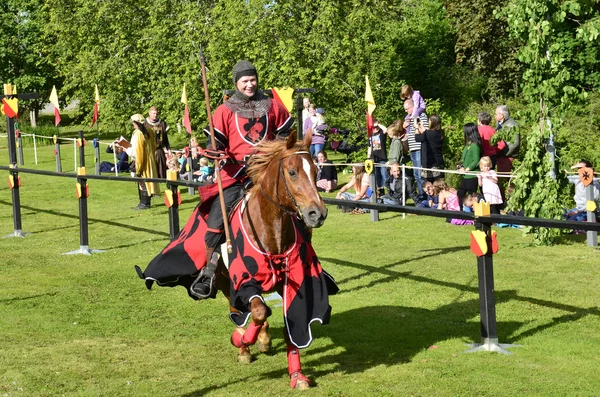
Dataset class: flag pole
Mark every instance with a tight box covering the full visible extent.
[199,45,233,254]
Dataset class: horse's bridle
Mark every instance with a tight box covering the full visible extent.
[259,151,311,220]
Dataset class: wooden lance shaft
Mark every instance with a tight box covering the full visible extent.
[199,45,233,254]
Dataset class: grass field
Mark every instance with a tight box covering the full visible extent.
[1,136,600,396]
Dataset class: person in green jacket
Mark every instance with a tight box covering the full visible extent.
[457,123,482,210]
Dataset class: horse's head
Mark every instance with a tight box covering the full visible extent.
[278,132,328,228]
[247,130,328,228]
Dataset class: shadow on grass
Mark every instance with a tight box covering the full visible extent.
[0,199,170,238]
[320,246,467,294]
[0,292,58,304]
[328,255,600,342]
[554,233,588,245]
[181,299,523,396]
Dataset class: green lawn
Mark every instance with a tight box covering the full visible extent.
[1,136,599,396]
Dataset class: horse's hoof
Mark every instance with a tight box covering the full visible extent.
[257,339,271,353]
[237,350,252,364]
[290,371,311,390]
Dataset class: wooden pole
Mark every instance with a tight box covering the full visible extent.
[199,45,232,254]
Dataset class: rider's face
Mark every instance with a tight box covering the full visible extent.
[236,76,257,97]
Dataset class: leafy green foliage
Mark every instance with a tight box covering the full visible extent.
[0,0,59,116]
[499,0,600,245]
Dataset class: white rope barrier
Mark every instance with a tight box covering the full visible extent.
[318,161,517,178]
[20,133,76,141]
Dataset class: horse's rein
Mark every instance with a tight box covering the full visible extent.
[259,150,311,220]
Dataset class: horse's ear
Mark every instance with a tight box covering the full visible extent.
[286,131,297,149]
[302,128,313,149]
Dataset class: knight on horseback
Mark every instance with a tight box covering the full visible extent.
[136,60,337,390]
[191,60,294,298]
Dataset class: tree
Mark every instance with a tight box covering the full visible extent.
[444,0,523,99]
[500,0,600,245]
[0,0,59,126]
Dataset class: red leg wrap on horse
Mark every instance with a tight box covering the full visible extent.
[287,345,302,375]
[231,322,262,348]
[242,322,262,345]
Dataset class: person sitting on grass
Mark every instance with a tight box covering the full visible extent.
[434,178,473,225]
[100,143,129,173]
[380,163,406,205]
[316,151,338,193]
[336,164,372,214]
[416,181,438,208]
[462,192,486,213]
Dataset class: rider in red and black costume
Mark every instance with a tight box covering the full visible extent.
[191,60,294,298]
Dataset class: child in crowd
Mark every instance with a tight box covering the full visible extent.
[416,181,438,208]
[462,192,486,212]
[196,157,213,183]
[386,120,407,166]
[166,155,179,175]
[400,85,426,118]
[434,179,473,225]
[477,156,503,214]
[176,151,186,166]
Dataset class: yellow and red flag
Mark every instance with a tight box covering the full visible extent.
[91,84,100,127]
[49,85,61,126]
[181,83,192,134]
[2,83,18,118]
[271,87,294,114]
[365,75,376,136]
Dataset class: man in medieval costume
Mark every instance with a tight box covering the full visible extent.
[144,106,170,179]
[127,114,160,209]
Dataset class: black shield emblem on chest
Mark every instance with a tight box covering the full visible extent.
[240,115,268,144]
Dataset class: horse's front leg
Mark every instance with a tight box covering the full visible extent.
[256,321,271,353]
[231,297,268,362]
[284,326,311,390]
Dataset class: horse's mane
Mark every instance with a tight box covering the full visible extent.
[246,135,309,188]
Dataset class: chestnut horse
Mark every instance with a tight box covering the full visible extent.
[138,131,336,390]
[217,131,335,390]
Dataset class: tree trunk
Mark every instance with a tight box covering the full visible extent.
[29,107,38,128]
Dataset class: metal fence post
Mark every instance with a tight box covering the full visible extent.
[3,115,27,238]
[187,156,194,195]
[54,135,62,173]
[166,170,181,241]
[586,183,598,247]
[369,170,379,222]
[466,217,519,354]
[16,129,24,166]
[93,138,100,175]
[65,131,104,255]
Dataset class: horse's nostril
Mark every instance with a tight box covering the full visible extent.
[308,210,320,221]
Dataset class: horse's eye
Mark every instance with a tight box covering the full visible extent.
[288,169,297,178]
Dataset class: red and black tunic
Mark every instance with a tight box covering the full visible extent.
[137,199,338,349]
[227,201,338,348]
[205,98,294,184]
